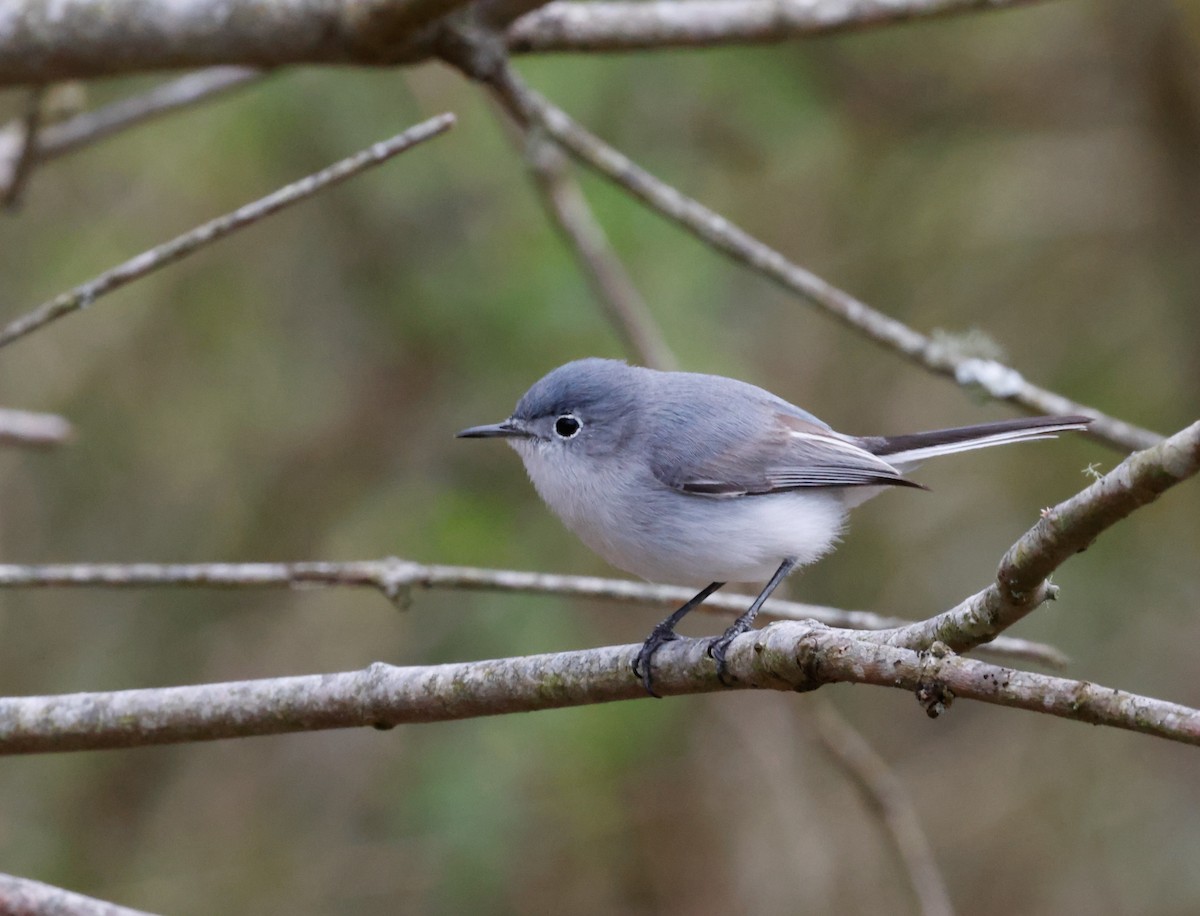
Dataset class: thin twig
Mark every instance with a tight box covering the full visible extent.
[1,69,263,198]
[811,700,955,916]
[508,116,676,369]
[0,407,74,448]
[1,85,45,209]
[0,873,157,916]
[469,58,1160,454]
[0,112,456,349]
[39,68,260,159]
[0,621,1196,755]
[0,558,1066,667]
[507,0,1055,54]
[876,419,1200,653]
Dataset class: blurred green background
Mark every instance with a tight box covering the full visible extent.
[2,1,1199,913]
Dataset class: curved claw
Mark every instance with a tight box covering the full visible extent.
[632,626,679,697]
[630,580,727,697]
[706,636,734,686]
[706,621,751,686]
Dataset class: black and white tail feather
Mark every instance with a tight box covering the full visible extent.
[455,357,1094,695]
[667,413,1094,499]
[857,415,1092,468]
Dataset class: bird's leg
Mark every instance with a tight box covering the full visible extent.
[633,581,725,697]
[708,557,798,685]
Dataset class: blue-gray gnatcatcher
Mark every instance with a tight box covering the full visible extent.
[458,358,1089,694]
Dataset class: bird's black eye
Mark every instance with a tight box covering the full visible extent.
[554,414,581,438]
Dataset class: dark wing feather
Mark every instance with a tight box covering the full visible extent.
[651,409,923,498]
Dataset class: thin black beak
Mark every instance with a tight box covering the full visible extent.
[456,419,532,439]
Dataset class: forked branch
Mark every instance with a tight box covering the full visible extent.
[0,0,1060,86]
[879,419,1200,653]
[465,56,1160,454]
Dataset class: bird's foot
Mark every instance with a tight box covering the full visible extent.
[632,624,681,698]
[706,620,752,686]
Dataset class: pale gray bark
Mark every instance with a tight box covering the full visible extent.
[0,873,156,916]
[472,59,1162,454]
[0,0,474,84]
[879,419,1200,653]
[509,0,1053,53]
[1,622,1196,755]
[0,407,73,448]
[0,558,1067,667]
[0,0,1059,86]
[0,113,456,349]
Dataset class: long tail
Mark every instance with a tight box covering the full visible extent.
[856,415,1091,466]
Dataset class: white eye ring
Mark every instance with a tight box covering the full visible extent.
[554,414,582,438]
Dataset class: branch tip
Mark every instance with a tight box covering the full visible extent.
[0,111,455,349]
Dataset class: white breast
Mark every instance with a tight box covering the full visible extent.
[512,439,848,586]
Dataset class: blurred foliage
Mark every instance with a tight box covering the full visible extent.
[2,1,1200,913]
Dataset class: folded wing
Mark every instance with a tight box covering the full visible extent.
[651,412,921,497]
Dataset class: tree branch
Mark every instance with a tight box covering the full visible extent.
[0,68,264,200]
[0,878,154,916]
[0,557,1065,667]
[0,0,1065,86]
[470,59,1160,454]
[0,406,74,448]
[878,419,1200,653]
[1,622,1196,755]
[0,112,456,349]
[811,701,955,916]
[0,0,483,86]
[0,85,44,209]
[0,873,156,916]
[506,116,677,370]
[507,0,1054,54]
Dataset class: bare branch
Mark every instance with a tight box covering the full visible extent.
[0,112,456,349]
[9,68,260,181]
[0,407,73,448]
[508,117,677,369]
[0,873,154,916]
[0,0,482,86]
[507,0,1055,54]
[1,70,262,198]
[0,85,44,209]
[473,61,1160,454]
[879,419,1200,653]
[42,69,260,155]
[0,873,156,916]
[0,557,1065,667]
[0,0,1064,86]
[811,701,954,916]
[0,622,1196,755]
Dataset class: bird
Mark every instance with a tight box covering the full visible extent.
[457,358,1090,695]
